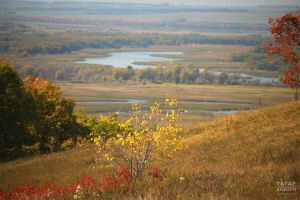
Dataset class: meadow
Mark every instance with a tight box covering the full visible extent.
[0,100,299,199]
[58,82,294,123]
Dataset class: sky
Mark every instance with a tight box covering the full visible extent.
[43,0,300,7]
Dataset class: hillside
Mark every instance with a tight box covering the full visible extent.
[0,101,299,199]
[169,101,300,199]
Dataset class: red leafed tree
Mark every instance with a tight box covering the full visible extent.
[263,10,300,100]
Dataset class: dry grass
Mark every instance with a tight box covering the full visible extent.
[0,101,299,199]
[166,101,300,199]
[0,146,98,191]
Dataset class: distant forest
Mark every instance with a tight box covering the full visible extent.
[0,23,264,55]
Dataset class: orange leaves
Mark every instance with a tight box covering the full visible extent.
[0,59,13,68]
[1,165,132,199]
[268,17,274,25]
[24,77,62,99]
[148,166,167,179]
[1,61,85,159]
[283,64,300,88]
[24,77,67,113]
[23,76,81,152]
[116,165,132,185]
[262,11,300,97]
[264,11,300,65]
[100,166,131,190]
[24,77,48,87]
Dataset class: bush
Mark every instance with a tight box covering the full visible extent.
[90,99,185,180]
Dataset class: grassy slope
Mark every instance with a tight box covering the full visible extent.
[167,101,300,199]
[0,101,299,199]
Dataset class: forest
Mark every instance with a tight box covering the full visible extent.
[231,47,289,72]
[0,23,264,55]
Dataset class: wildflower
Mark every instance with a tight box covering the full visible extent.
[116,165,131,185]
[74,194,79,199]
[73,184,84,200]
[100,174,118,191]
[76,185,81,192]
[37,182,58,199]
[9,184,37,200]
[0,188,6,200]
[148,166,167,179]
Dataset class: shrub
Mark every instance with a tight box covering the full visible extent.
[91,99,185,180]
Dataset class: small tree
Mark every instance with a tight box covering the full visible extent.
[90,99,185,180]
[263,11,300,100]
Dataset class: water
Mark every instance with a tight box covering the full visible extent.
[181,99,251,105]
[76,51,183,68]
[199,68,279,84]
[76,99,148,105]
[214,110,241,115]
[239,73,279,84]
[76,51,278,84]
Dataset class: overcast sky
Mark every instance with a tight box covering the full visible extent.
[48,0,299,7]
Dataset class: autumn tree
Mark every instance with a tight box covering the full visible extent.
[1,61,88,160]
[263,10,300,100]
[90,99,185,180]
[0,60,35,159]
[24,77,84,153]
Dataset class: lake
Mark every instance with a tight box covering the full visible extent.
[76,99,148,105]
[199,68,279,84]
[76,51,183,68]
[76,51,279,84]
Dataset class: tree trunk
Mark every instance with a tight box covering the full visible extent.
[295,87,298,101]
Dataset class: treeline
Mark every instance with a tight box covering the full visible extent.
[231,47,289,71]
[16,64,114,82]
[112,64,278,85]
[1,15,267,32]
[14,61,279,85]
[0,60,90,161]
[0,1,248,15]
[0,24,264,55]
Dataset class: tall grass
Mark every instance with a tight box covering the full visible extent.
[0,101,299,199]
[169,101,300,199]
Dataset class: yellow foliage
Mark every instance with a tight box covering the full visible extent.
[90,99,185,179]
[60,139,75,150]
